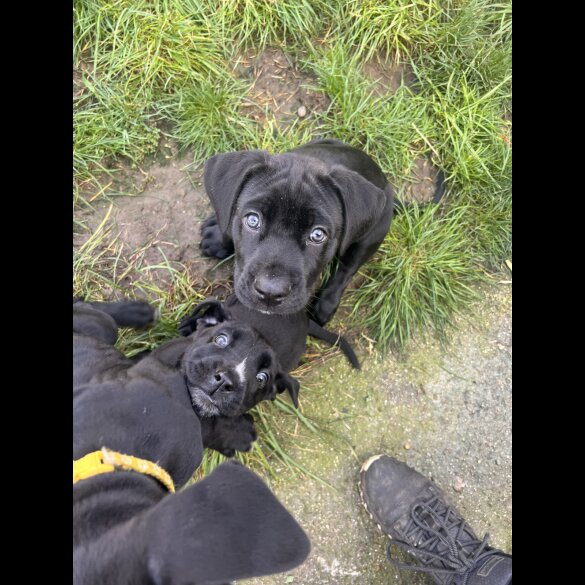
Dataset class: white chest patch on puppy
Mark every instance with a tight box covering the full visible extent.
[234,357,247,383]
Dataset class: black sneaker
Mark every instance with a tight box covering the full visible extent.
[359,455,512,585]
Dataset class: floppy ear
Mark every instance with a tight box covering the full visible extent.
[274,372,301,409]
[143,462,310,584]
[75,463,310,585]
[178,299,232,337]
[323,166,388,255]
[204,150,271,233]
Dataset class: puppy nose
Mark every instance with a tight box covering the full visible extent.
[253,276,292,302]
[211,371,234,393]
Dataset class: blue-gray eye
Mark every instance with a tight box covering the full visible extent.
[256,372,269,388]
[214,334,229,347]
[245,213,261,229]
[309,227,328,243]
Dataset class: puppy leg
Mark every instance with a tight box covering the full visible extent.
[83,300,156,329]
[148,337,193,369]
[200,413,258,457]
[200,215,234,259]
[311,238,384,325]
[73,303,120,346]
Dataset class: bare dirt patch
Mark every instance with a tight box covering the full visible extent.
[362,51,416,95]
[73,68,84,99]
[400,157,443,204]
[235,47,330,126]
[73,153,232,290]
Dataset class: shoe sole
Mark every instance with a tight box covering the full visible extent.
[358,455,393,541]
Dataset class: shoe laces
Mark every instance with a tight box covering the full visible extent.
[385,495,500,585]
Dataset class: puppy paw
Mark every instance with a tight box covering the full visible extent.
[118,301,157,328]
[200,215,233,259]
[201,414,258,457]
[90,300,157,329]
[229,413,258,453]
[311,294,340,326]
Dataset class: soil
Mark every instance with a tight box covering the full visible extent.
[401,157,443,204]
[362,51,416,96]
[236,47,330,126]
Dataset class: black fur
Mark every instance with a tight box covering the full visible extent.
[73,300,310,584]
[180,293,361,372]
[200,138,444,326]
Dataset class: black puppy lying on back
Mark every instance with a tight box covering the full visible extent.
[179,293,360,372]
[73,299,309,584]
[74,298,299,456]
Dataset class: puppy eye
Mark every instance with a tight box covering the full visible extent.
[245,213,261,230]
[309,227,328,244]
[256,372,269,388]
[214,334,229,347]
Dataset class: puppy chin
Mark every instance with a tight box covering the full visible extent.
[189,388,244,418]
[189,389,221,418]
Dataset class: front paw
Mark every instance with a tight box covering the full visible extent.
[200,216,233,259]
[202,414,258,457]
[90,300,157,328]
[311,293,340,326]
[114,301,157,328]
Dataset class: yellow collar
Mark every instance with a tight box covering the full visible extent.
[73,447,175,493]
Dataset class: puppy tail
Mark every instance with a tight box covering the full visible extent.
[308,320,361,369]
[393,168,446,213]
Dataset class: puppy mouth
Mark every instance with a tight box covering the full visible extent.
[189,388,221,418]
[188,380,245,418]
[234,285,306,315]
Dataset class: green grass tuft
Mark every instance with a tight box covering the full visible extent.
[350,204,479,349]
[74,0,223,92]
[205,0,335,51]
[161,75,257,161]
[73,75,161,181]
[337,0,444,62]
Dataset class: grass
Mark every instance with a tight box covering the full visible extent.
[350,203,479,349]
[161,75,257,161]
[204,0,335,52]
[335,0,445,62]
[73,0,512,478]
[308,42,436,180]
[73,75,161,180]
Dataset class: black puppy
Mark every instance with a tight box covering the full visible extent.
[74,298,299,456]
[73,300,310,584]
[180,293,360,373]
[200,138,444,325]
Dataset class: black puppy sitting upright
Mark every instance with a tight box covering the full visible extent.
[200,138,444,326]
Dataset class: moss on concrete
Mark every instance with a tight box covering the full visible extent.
[243,284,512,584]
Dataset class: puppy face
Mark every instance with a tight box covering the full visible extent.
[231,156,343,315]
[180,301,299,418]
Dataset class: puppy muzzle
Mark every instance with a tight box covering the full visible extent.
[235,271,308,314]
